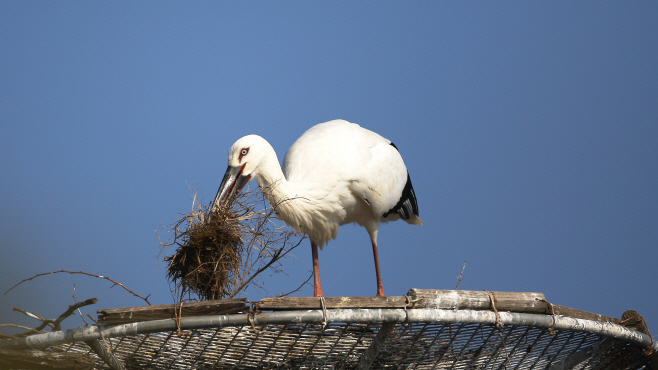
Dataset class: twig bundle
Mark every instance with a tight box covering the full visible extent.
[161,189,305,301]
[164,202,242,301]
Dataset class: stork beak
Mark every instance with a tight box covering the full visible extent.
[211,164,251,211]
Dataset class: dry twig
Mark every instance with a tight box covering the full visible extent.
[12,307,54,329]
[4,270,151,306]
[455,260,467,290]
[277,272,314,298]
[2,298,98,338]
[0,324,44,339]
[72,284,90,326]
[51,298,98,331]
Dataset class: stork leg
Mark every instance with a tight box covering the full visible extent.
[311,241,324,297]
[371,241,385,297]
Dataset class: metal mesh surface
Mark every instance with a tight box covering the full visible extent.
[574,342,649,370]
[48,322,650,369]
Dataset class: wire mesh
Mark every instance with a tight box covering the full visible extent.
[575,341,649,370]
[46,321,651,369]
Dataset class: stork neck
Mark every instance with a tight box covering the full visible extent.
[251,143,341,246]
[252,144,342,247]
[254,150,297,209]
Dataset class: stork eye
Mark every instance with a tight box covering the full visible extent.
[238,148,249,161]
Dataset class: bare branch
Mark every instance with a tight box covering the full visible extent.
[0,324,45,336]
[11,307,54,329]
[2,299,95,338]
[5,270,151,306]
[229,249,284,298]
[51,298,98,331]
[277,272,313,298]
[455,260,467,290]
[85,314,100,326]
[72,284,89,326]
[0,324,44,339]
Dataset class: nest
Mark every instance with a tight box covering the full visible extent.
[161,189,305,301]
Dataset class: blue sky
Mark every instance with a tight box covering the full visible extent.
[1,3,657,333]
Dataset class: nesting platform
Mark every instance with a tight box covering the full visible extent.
[0,289,655,369]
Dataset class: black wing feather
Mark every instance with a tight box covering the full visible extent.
[382,143,420,220]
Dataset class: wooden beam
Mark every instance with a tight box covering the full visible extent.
[551,304,620,324]
[96,293,621,326]
[408,289,620,324]
[408,289,548,312]
[97,299,248,324]
[258,296,408,310]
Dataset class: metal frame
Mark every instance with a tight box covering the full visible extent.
[1,308,654,352]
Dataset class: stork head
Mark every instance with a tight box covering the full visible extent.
[212,135,269,211]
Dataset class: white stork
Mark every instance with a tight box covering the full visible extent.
[212,120,423,297]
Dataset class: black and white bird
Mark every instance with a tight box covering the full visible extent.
[213,120,423,297]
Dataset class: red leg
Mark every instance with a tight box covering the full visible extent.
[372,241,385,297]
[311,241,324,297]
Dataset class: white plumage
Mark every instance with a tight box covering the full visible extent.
[213,119,423,297]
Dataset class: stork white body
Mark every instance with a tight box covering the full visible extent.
[213,119,423,297]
